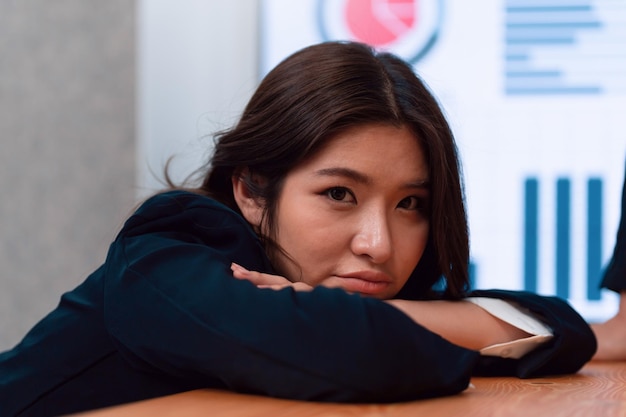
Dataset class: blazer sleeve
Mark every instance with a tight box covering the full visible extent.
[468,289,597,378]
[101,193,479,403]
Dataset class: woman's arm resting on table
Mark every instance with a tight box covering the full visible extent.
[231,263,531,350]
[231,262,594,379]
[232,264,545,353]
[385,299,532,351]
[232,264,537,352]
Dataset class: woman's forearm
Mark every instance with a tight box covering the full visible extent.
[230,263,533,351]
[385,299,531,350]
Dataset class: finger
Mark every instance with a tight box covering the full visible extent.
[230,263,289,286]
[230,262,251,279]
[258,282,314,292]
[257,284,291,290]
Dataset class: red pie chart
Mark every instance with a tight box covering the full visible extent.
[346,0,417,47]
[317,0,441,63]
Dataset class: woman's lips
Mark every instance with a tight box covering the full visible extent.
[331,271,392,295]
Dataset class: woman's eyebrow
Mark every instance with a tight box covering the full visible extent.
[402,180,430,191]
[313,167,372,184]
[313,167,430,189]
[404,179,430,190]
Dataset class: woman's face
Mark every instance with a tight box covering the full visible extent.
[272,123,430,299]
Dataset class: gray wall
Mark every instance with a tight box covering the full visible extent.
[0,0,136,350]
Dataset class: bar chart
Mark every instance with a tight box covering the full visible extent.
[504,0,626,95]
[523,177,604,302]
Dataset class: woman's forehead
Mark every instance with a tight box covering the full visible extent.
[292,123,429,182]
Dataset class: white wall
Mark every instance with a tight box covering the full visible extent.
[137,0,260,195]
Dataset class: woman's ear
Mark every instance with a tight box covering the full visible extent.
[232,173,264,228]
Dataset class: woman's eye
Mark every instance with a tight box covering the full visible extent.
[325,187,354,202]
[398,196,426,211]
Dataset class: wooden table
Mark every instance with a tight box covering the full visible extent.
[73,361,626,417]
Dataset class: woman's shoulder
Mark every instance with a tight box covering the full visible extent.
[118,190,254,239]
[135,190,232,214]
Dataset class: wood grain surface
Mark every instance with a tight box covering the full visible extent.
[72,361,626,417]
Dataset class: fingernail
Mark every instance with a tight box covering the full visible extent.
[231,262,249,274]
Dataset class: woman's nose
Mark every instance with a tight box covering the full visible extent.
[350,212,393,264]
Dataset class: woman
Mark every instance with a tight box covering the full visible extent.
[592,158,626,360]
[0,41,595,416]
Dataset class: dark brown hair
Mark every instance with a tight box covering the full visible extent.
[177,41,469,299]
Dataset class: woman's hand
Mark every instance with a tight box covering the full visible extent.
[231,263,313,292]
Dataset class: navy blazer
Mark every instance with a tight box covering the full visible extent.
[0,191,596,416]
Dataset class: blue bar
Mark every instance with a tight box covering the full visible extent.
[469,261,476,290]
[506,37,575,45]
[507,21,602,29]
[524,178,539,293]
[507,6,592,12]
[556,178,570,299]
[505,0,593,4]
[506,27,578,38]
[505,54,530,61]
[506,86,602,95]
[506,70,561,77]
[587,178,603,300]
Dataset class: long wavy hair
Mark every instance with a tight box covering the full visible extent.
[174,41,469,299]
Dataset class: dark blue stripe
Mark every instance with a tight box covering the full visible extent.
[469,261,476,290]
[587,178,603,300]
[556,178,571,299]
[524,178,539,292]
